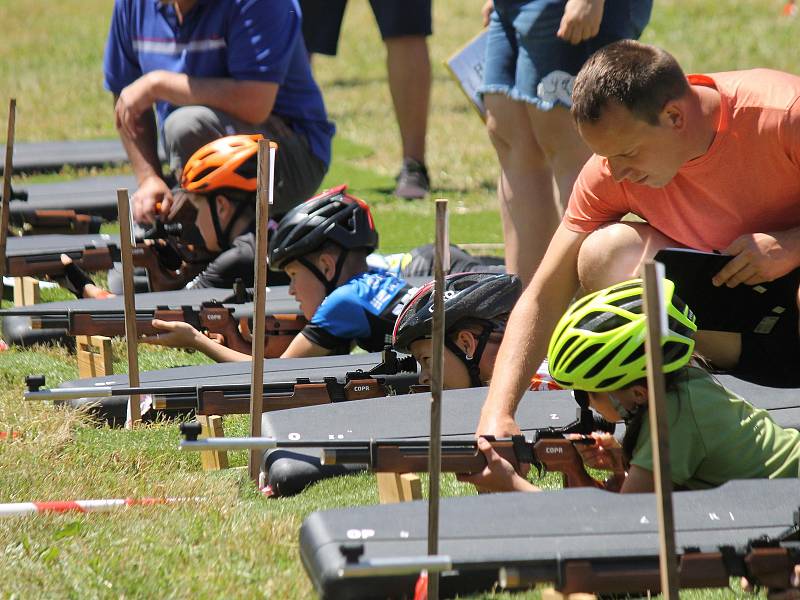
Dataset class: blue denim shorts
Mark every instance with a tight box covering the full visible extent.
[480,0,652,110]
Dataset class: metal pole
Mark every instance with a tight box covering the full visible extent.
[117,188,141,426]
[0,98,17,291]
[247,139,276,482]
[642,261,679,598]
[427,198,449,600]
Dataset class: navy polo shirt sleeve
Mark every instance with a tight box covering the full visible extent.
[226,0,300,84]
[104,0,141,94]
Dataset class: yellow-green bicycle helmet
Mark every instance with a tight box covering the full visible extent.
[547,278,696,392]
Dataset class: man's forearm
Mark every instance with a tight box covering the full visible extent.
[116,101,163,184]
[149,71,277,125]
[482,284,553,419]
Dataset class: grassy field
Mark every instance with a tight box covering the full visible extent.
[0,0,798,597]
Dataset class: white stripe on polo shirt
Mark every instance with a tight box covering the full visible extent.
[132,38,227,55]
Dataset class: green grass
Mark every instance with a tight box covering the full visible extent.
[1,0,795,596]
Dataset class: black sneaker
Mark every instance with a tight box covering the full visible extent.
[394,158,430,199]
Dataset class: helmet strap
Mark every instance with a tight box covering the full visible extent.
[298,248,349,296]
[208,194,250,251]
[607,391,640,421]
[444,324,494,388]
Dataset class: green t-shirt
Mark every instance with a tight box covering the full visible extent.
[631,367,800,489]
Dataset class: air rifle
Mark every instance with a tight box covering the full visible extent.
[8,208,103,235]
[63,300,304,357]
[179,407,615,487]
[502,524,800,595]
[24,348,418,415]
[5,243,119,278]
[133,220,216,291]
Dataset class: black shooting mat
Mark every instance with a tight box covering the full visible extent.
[261,376,800,496]
[0,139,164,173]
[656,248,800,334]
[299,478,800,599]
[6,233,120,257]
[8,175,138,221]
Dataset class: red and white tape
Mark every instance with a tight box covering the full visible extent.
[0,497,197,517]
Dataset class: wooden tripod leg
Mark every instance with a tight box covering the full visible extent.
[76,335,113,378]
[197,415,229,471]
[377,472,422,504]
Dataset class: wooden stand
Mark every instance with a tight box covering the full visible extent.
[13,277,39,306]
[377,472,422,504]
[76,335,113,378]
[196,415,228,471]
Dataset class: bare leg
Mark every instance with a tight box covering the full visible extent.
[577,221,743,369]
[526,105,591,212]
[577,221,681,291]
[485,94,560,284]
[385,35,430,164]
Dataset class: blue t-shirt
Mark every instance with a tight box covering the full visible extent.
[302,269,418,353]
[103,0,334,166]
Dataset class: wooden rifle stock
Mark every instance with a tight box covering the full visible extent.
[67,307,201,337]
[557,544,799,594]
[195,377,386,415]
[321,436,600,487]
[132,243,205,292]
[17,210,101,235]
[199,305,305,358]
[6,247,115,277]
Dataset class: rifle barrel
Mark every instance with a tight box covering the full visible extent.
[25,385,198,401]
[338,555,453,578]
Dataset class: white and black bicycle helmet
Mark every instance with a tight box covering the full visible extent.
[268,185,379,293]
[392,272,522,386]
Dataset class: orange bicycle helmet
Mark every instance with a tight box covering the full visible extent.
[181,134,262,194]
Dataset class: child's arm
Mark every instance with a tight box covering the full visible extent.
[280,332,334,358]
[618,466,655,493]
[141,319,251,362]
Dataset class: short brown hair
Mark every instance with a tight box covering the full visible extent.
[571,40,690,125]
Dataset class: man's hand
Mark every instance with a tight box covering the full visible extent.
[132,175,172,224]
[713,232,800,287]
[115,72,160,140]
[472,409,531,484]
[456,437,539,493]
[557,0,605,44]
[140,319,206,349]
[481,1,494,27]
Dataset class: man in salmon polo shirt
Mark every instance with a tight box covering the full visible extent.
[474,40,800,450]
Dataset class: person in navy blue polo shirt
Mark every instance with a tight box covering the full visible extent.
[103,0,335,224]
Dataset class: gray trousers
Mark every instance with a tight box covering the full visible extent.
[163,106,327,218]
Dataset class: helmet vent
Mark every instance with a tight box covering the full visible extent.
[620,343,645,365]
[584,343,622,379]
[552,335,578,369]
[576,311,626,333]
[193,166,217,182]
[663,341,686,362]
[567,343,604,374]
[597,375,624,389]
